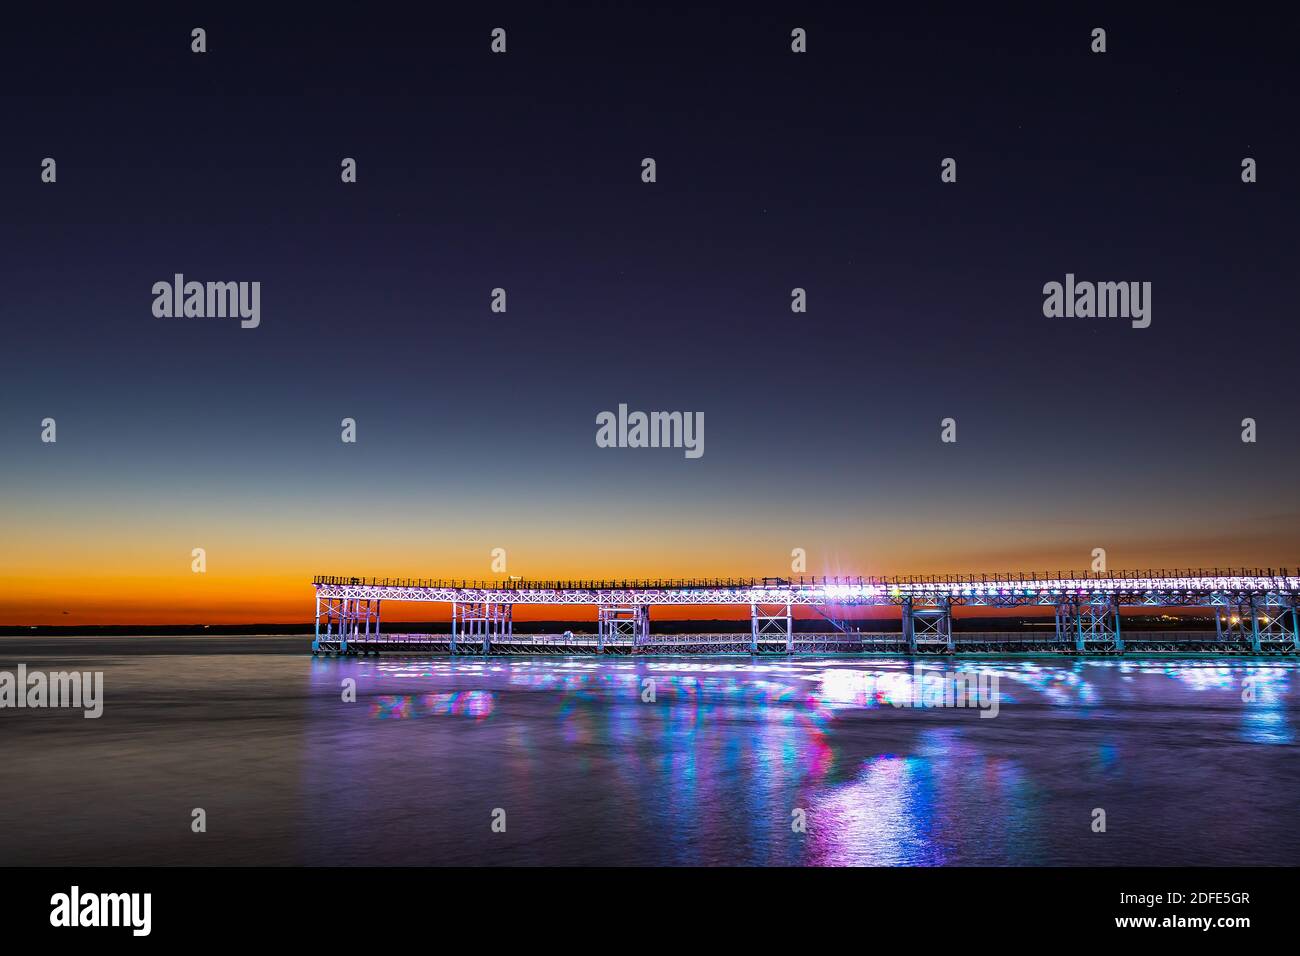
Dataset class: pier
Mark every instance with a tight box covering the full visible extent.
[310,569,1300,657]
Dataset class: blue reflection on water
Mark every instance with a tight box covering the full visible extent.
[307,656,1299,865]
[1240,667,1293,744]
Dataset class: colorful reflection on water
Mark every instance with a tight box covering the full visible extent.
[371,690,495,721]
[306,657,1300,865]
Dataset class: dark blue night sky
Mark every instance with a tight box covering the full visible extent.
[1,4,1297,623]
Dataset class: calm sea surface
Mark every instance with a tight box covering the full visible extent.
[1,637,1297,866]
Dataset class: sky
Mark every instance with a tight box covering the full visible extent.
[1,5,1297,624]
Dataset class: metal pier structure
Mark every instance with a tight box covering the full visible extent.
[311,569,1300,657]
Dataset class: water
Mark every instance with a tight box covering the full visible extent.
[1,637,1297,866]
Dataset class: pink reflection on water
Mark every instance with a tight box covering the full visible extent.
[370,690,495,720]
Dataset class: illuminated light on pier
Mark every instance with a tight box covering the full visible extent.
[310,569,1300,657]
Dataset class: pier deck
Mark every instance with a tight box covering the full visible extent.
[311,569,1300,656]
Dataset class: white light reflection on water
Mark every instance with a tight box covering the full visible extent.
[8,649,1296,866]
[305,655,1299,864]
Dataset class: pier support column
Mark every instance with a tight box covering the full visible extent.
[599,604,648,654]
[1053,601,1070,648]
[750,601,793,653]
[903,597,916,654]
[1248,594,1262,654]
[1250,592,1300,652]
[343,599,377,654]
[313,593,377,655]
[1113,596,1124,653]
[1215,596,1251,649]
[1059,596,1084,653]
[1211,591,1253,647]
[452,601,511,654]
[1061,593,1123,654]
[910,599,954,653]
[338,598,377,655]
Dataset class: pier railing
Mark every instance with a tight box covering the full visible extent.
[314,568,1297,591]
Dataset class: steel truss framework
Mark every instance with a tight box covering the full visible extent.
[750,601,793,652]
[314,570,1300,607]
[313,595,380,653]
[450,600,512,654]
[311,568,1300,656]
[902,596,955,653]
[1210,591,1300,653]
[1059,594,1123,653]
[598,604,649,653]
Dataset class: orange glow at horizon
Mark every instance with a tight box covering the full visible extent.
[3,503,1293,626]
[0,570,1225,627]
